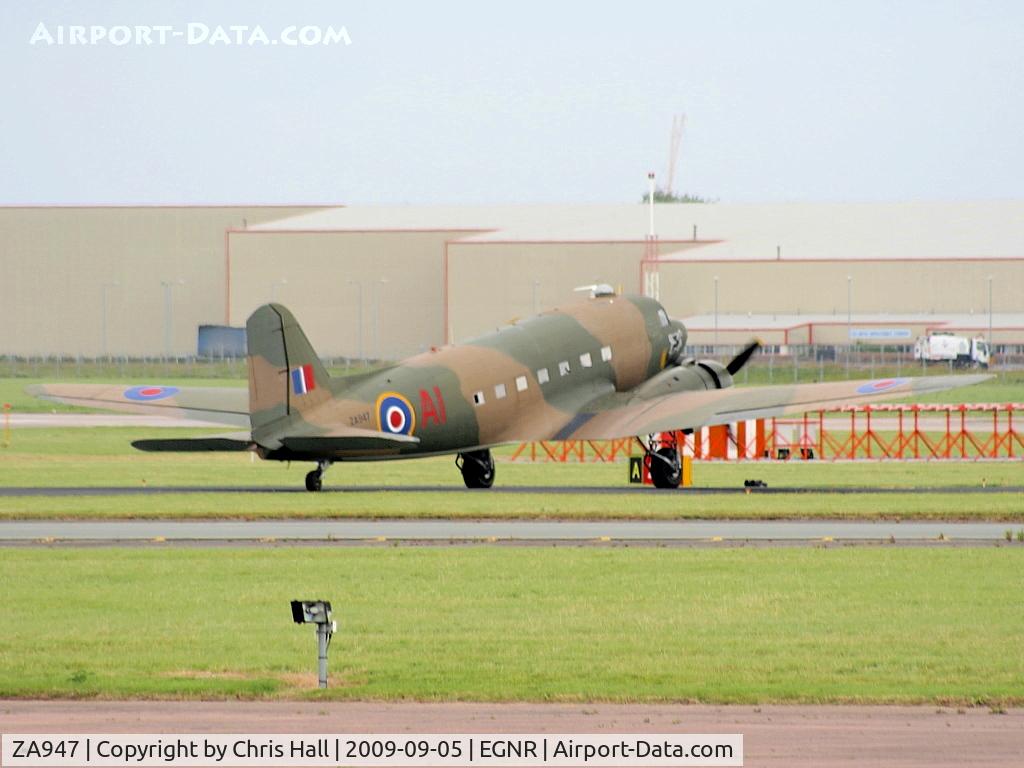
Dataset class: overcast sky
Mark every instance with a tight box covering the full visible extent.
[2,1,1022,205]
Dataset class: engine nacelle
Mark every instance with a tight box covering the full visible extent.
[632,359,733,399]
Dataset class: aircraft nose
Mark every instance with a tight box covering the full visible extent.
[667,320,688,364]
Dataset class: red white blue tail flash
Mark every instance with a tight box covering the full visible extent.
[291,364,316,395]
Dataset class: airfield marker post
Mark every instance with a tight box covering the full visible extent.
[317,622,329,689]
[290,600,335,690]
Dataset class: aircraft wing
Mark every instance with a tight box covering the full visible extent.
[27,384,249,427]
[558,374,992,441]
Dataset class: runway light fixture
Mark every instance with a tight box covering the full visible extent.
[290,599,336,689]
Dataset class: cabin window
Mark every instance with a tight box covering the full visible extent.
[515,375,528,392]
[579,352,593,368]
[657,308,670,327]
[494,383,507,399]
[536,367,550,384]
[601,345,613,362]
[473,391,485,406]
[558,360,571,377]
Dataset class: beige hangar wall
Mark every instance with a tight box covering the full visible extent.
[0,206,327,357]
[657,258,1023,318]
[444,241,706,343]
[227,230,474,359]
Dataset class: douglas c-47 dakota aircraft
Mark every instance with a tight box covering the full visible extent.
[32,290,988,491]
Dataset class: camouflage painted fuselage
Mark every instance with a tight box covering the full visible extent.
[31,296,991,470]
[253,295,686,461]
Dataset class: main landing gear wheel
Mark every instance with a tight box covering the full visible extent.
[305,460,332,492]
[456,449,495,489]
[649,446,682,489]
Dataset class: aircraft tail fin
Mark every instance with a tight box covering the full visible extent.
[246,304,331,435]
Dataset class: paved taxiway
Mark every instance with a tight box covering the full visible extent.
[0,518,1016,544]
[1,484,1019,496]
[4,701,1021,768]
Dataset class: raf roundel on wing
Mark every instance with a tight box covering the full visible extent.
[124,385,180,401]
[855,377,909,395]
[376,392,416,436]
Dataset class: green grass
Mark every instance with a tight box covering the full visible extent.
[1,428,1022,520]
[5,489,1023,521]
[0,431,1022,522]
[1,547,1022,703]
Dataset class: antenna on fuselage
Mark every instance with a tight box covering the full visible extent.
[574,283,617,299]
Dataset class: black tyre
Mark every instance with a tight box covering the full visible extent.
[649,447,681,489]
[305,469,323,492]
[459,450,495,489]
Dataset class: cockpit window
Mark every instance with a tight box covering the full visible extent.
[657,309,670,328]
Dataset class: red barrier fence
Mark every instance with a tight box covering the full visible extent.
[768,403,1022,460]
[509,403,1023,462]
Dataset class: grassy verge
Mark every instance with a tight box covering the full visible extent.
[1,429,1022,520]
[4,490,1023,520]
[2,430,1024,520]
[1,547,1021,703]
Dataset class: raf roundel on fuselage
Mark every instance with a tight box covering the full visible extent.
[376,392,416,436]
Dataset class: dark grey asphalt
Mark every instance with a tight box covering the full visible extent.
[1,484,1021,496]
[0,519,1017,543]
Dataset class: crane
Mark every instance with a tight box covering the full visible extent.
[665,114,686,196]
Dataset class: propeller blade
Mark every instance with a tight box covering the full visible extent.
[726,339,761,376]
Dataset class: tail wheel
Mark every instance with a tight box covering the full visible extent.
[457,449,496,489]
[649,446,682,489]
[305,459,330,492]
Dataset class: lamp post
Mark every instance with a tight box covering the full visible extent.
[348,280,364,363]
[647,172,656,237]
[270,279,288,302]
[846,275,852,378]
[372,279,388,362]
[713,275,719,352]
[101,281,119,359]
[160,279,185,358]
[988,275,993,352]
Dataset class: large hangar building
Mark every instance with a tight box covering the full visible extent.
[3,201,1023,358]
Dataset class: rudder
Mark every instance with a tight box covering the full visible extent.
[246,304,331,435]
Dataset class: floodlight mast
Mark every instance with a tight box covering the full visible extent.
[290,599,335,689]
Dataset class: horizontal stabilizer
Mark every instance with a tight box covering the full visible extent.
[132,432,254,452]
